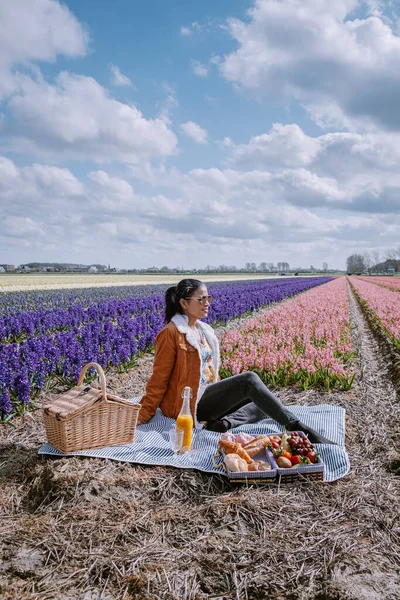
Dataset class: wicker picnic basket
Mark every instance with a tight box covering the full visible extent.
[43,362,141,453]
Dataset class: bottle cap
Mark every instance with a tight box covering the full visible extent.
[182,386,192,400]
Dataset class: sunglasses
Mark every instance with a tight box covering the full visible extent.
[185,295,212,305]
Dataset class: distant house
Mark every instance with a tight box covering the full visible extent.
[387,265,396,275]
[0,266,5,273]
[0,264,15,272]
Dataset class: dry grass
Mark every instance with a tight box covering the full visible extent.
[0,286,399,600]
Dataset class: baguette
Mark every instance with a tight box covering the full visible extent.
[218,439,253,464]
[243,435,270,457]
[245,443,268,458]
[243,435,270,449]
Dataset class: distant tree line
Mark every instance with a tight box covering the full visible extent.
[4,261,342,275]
[15,263,108,273]
[144,262,337,275]
[346,245,400,274]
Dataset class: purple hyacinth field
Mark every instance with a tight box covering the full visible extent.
[0,277,333,418]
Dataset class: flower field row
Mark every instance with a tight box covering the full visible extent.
[350,277,400,348]
[356,276,400,292]
[0,283,163,316]
[0,277,332,343]
[220,277,354,390]
[0,277,333,418]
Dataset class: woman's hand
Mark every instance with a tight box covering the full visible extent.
[137,413,147,426]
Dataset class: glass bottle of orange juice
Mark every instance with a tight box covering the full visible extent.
[176,386,193,452]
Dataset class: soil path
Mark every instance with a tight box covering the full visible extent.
[0,282,399,600]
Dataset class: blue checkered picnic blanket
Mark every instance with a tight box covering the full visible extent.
[38,400,349,482]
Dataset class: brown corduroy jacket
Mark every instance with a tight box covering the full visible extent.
[138,314,220,425]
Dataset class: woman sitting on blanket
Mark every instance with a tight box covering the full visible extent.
[138,279,334,444]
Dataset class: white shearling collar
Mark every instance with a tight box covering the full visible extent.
[171,314,219,361]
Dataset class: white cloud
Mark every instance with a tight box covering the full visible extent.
[229,124,321,168]
[180,21,201,36]
[110,64,132,87]
[190,60,208,77]
[24,163,85,197]
[1,155,399,268]
[216,136,234,149]
[204,95,219,106]
[4,216,44,238]
[180,121,208,144]
[0,159,84,226]
[132,165,397,254]
[219,0,400,131]
[225,121,400,212]
[0,0,88,67]
[88,170,137,212]
[364,0,385,17]
[127,119,400,255]
[0,156,18,190]
[0,0,88,99]
[157,82,178,124]
[5,72,177,163]
[0,1,176,164]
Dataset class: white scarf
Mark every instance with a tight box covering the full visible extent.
[171,313,220,428]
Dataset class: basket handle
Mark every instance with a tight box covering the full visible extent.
[77,362,107,400]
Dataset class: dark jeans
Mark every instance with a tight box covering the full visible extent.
[197,371,297,429]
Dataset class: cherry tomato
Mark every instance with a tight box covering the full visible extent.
[306,451,316,463]
[271,441,280,449]
[282,450,292,460]
[290,455,301,466]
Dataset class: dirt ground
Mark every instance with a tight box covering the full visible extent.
[0,285,399,600]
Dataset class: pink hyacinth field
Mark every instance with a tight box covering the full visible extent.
[220,277,355,390]
[357,275,400,292]
[351,277,400,349]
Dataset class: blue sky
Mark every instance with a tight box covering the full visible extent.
[42,0,302,171]
[1,0,400,269]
